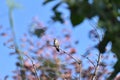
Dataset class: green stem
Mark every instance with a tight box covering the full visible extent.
[9,9,25,80]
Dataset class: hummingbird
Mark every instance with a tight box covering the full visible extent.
[54,38,60,52]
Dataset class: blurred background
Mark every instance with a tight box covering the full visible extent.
[0,0,120,80]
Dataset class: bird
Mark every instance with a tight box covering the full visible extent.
[54,38,60,52]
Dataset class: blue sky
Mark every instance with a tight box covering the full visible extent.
[0,0,102,79]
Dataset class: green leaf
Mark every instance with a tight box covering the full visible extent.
[51,11,64,23]
[51,2,64,23]
[43,0,54,5]
[97,32,109,53]
[70,13,84,26]
[34,28,46,37]
[69,4,84,26]
[52,2,62,11]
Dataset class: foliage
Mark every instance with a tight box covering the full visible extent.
[43,0,120,79]
[1,0,120,80]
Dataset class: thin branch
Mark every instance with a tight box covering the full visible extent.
[81,55,96,68]
[89,22,102,80]
[79,63,82,80]
[92,54,101,80]
[59,48,81,80]
[23,53,40,80]
[60,49,81,64]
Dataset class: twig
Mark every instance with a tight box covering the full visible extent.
[24,54,40,80]
[92,54,101,80]
[60,49,81,64]
[89,22,102,80]
[81,55,96,68]
[59,48,81,80]
[79,62,82,80]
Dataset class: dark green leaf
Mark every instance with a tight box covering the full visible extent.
[43,0,54,5]
[52,2,62,11]
[70,13,84,26]
[51,11,64,23]
[34,28,46,37]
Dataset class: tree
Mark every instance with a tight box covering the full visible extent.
[43,0,120,79]
[1,0,120,80]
